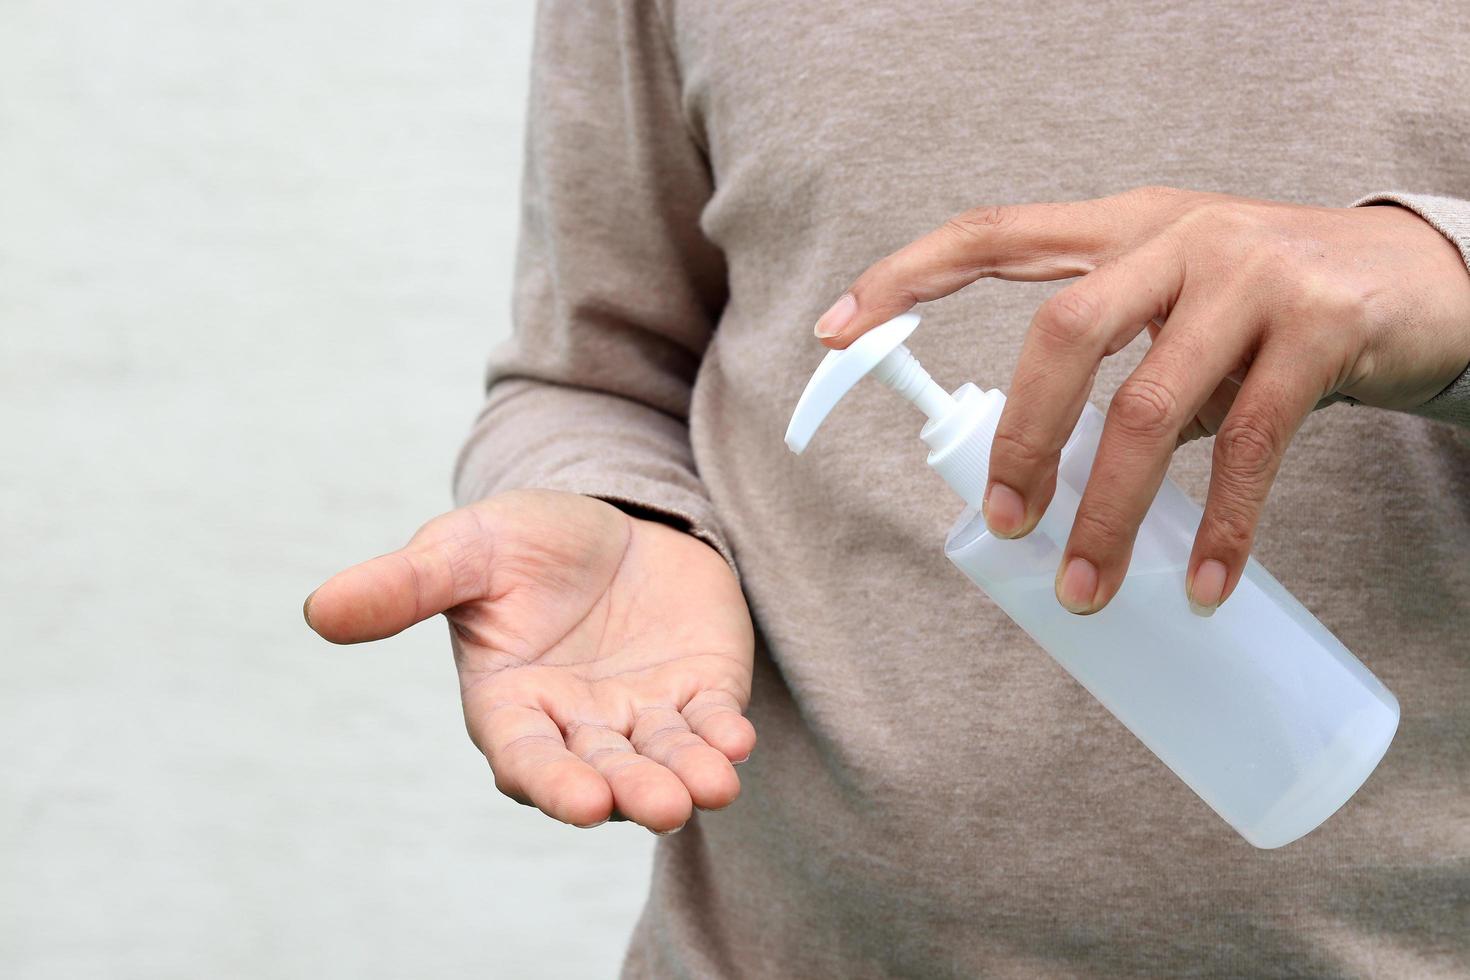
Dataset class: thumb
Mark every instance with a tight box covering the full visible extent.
[304,511,481,644]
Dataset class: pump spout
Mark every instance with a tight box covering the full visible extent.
[785,312,960,454]
[785,310,1007,510]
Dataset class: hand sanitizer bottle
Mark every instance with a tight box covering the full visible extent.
[785,312,1398,848]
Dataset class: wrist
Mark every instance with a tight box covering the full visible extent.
[596,495,735,568]
[1344,203,1470,409]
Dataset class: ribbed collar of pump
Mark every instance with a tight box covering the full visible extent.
[919,384,1007,508]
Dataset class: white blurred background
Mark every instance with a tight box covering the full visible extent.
[0,2,655,977]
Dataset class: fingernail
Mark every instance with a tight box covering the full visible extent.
[653,824,686,837]
[302,591,316,627]
[813,293,856,339]
[731,754,750,767]
[573,817,609,829]
[983,482,1026,537]
[1188,559,1227,617]
[1057,556,1099,614]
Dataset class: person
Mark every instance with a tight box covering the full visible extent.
[305,3,1470,975]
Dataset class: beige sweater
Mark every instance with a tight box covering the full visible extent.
[457,3,1470,976]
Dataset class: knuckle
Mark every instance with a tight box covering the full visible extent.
[1204,499,1256,554]
[1182,198,1237,225]
[1240,235,1295,280]
[682,701,717,726]
[1109,375,1180,441]
[1033,288,1101,348]
[1293,273,1369,332]
[500,731,559,759]
[850,256,916,308]
[946,204,1013,239]
[989,425,1051,471]
[582,745,626,767]
[1070,498,1132,550]
[412,509,491,596]
[411,510,461,547]
[642,723,689,748]
[1214,412,1279,480]
[1109,186,1197,234]
[600,753,654,780]
[1172,199,1250,245]
[440,538,484,603]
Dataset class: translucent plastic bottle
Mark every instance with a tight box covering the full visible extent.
[786,313,1399,848]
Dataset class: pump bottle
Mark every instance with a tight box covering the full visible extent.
[785,312,1399,848]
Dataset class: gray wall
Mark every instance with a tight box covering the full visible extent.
[0,3,653,977]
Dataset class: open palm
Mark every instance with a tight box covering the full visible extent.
[305,490,756,833]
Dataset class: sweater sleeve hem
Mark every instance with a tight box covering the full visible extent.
[452,382,739,578]
[517,472,738,577]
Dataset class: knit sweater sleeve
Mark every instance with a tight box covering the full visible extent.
[452,0,735,567]
[1353,192,1470,428]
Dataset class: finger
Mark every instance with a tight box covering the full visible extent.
[984,233,1187,541]
[476,704,613,828]
[817,203,1120,345]
[631,706,742,812]
[1176,378,1242,447]
[1186,342,1327,614]
[304,508,484,644]
[1149,320,1253,448]
[815,188,1194,347]
[814,201,1112,347]
[565,722,693,833]
[681,689,756,764]
[1057,294,1258,614]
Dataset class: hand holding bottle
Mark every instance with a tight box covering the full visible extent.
[813,187,1470,615]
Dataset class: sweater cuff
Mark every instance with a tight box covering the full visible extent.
[1353,192,1470,427]
[517,472,737,576]
[452,380,738,575]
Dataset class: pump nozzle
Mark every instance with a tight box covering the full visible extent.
[784,313,955,453]
[785,312,1007,508]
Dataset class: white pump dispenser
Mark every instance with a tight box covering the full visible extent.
[786,312,1003,507]
[786,313,1399,849]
